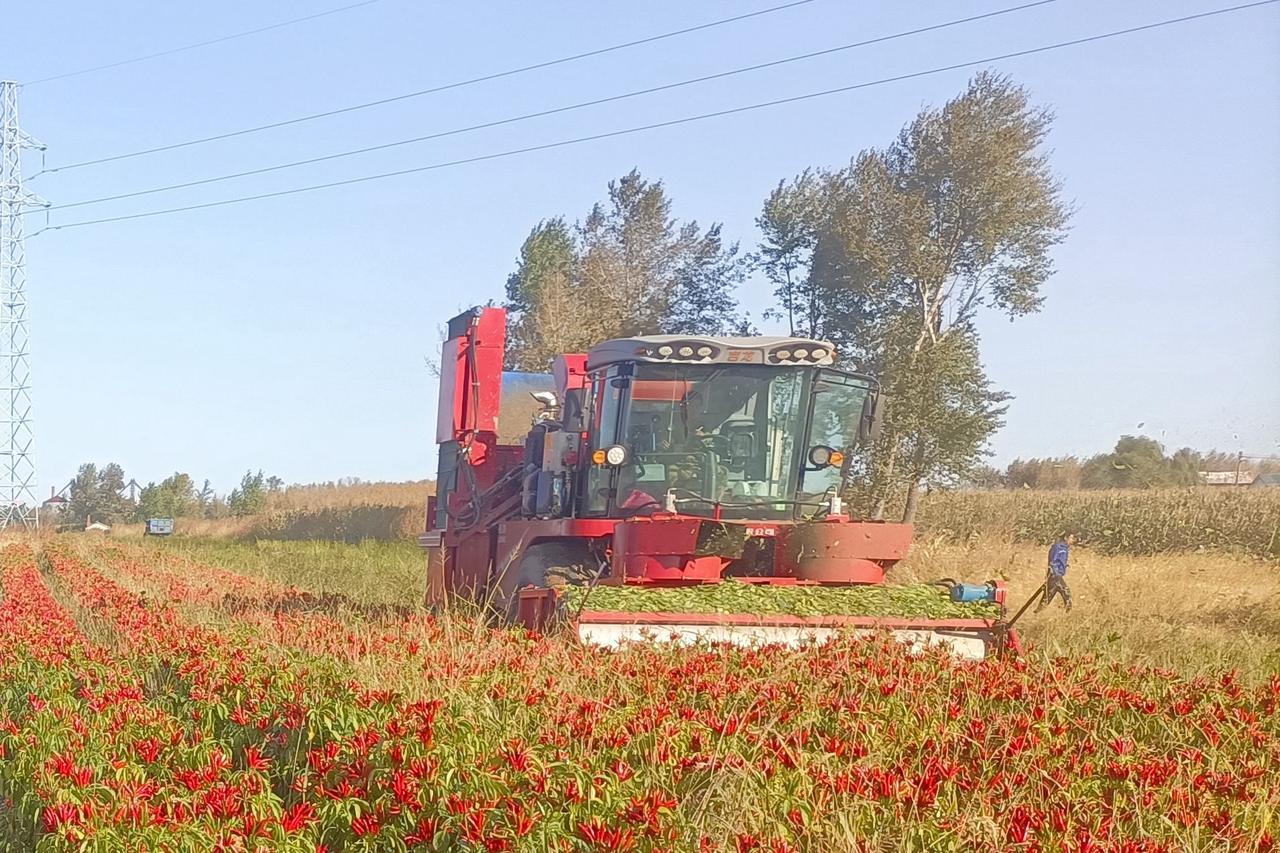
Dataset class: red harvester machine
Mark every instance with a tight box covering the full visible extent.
[420,307,1018,659]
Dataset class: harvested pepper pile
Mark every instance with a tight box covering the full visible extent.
[560,580,1001,620]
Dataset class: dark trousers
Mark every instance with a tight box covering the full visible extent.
[1035,574,1072,612]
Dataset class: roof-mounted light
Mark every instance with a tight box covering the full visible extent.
[769,344,836,365]
[640,340,722,361]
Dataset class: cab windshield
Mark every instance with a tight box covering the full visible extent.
[585,363,874,519]
[583,363,806,519]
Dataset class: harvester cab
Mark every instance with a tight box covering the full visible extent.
[421,306,1017,658]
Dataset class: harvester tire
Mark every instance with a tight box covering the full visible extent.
[499,542,595,624]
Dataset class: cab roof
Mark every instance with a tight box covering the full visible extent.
[586,334,836,371]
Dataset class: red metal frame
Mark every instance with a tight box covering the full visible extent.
[437,307,507,448]
[552,353,588,396]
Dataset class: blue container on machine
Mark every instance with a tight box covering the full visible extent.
[949,582,998,603]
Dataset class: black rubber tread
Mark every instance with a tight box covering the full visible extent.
[498,540,596,623]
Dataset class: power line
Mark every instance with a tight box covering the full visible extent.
[37,0,1058,215]
[23,0,383,87]
[36,0,818,174]
[36,0,1280,234]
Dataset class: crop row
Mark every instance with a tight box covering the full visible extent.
[38,540,1279,849]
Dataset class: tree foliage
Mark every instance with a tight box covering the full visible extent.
[51,464,286,524]
[504,170,749,371]
[64,463,132,526]
[1004,457,1085,490]
[993,439,1269,490]
[136,473,198,520]
[1079,436,1201,489]
[759,73,1070,519]
[755,171,825,337]
[228,470,269,517]
[504,218,580,370]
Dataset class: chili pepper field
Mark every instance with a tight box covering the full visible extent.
[0,539,1277,851]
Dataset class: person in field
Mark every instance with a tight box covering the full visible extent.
[1035,532,1074,612]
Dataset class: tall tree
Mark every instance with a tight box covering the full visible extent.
[666,223,747,336]
[504,218,582,371]
[64,463,101,526]
[761,73,1071,519]
[197,479,216,510]
[756,171,824,337]
[504,170,747,370]
[891,329,1010,519]
[97,463,131,521]
[65,462,132,525]
[136,472,198,520]
[229,470,269,517]
[1080,436,1201,489]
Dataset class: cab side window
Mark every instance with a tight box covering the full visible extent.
[584,366,625,514]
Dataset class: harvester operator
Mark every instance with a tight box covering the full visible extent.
[616,416,731,514]
[1034,532,1074,613]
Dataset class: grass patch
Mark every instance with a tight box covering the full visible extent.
[134,537,426,607]
[898,537,1280,682]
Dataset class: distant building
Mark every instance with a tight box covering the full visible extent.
[41,496,67,512]
[1251,473,1280,488]
[1200,470,1255,486]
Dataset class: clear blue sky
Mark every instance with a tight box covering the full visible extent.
[5,0,1278,493]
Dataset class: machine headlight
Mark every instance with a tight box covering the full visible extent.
[657,345,674,357]
[678,346,695,357]
[604,445,629,466]
[794,348,809,360]
[810,348,827,360]
[807,445,845,469]
[775,349,792,360]
[696,346,713,357]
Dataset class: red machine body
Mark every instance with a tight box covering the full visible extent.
[420,307,1014,658]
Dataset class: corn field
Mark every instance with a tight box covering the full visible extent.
[251,504,428,542]
[122,488,1280,559]
[915,488,1280,558]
